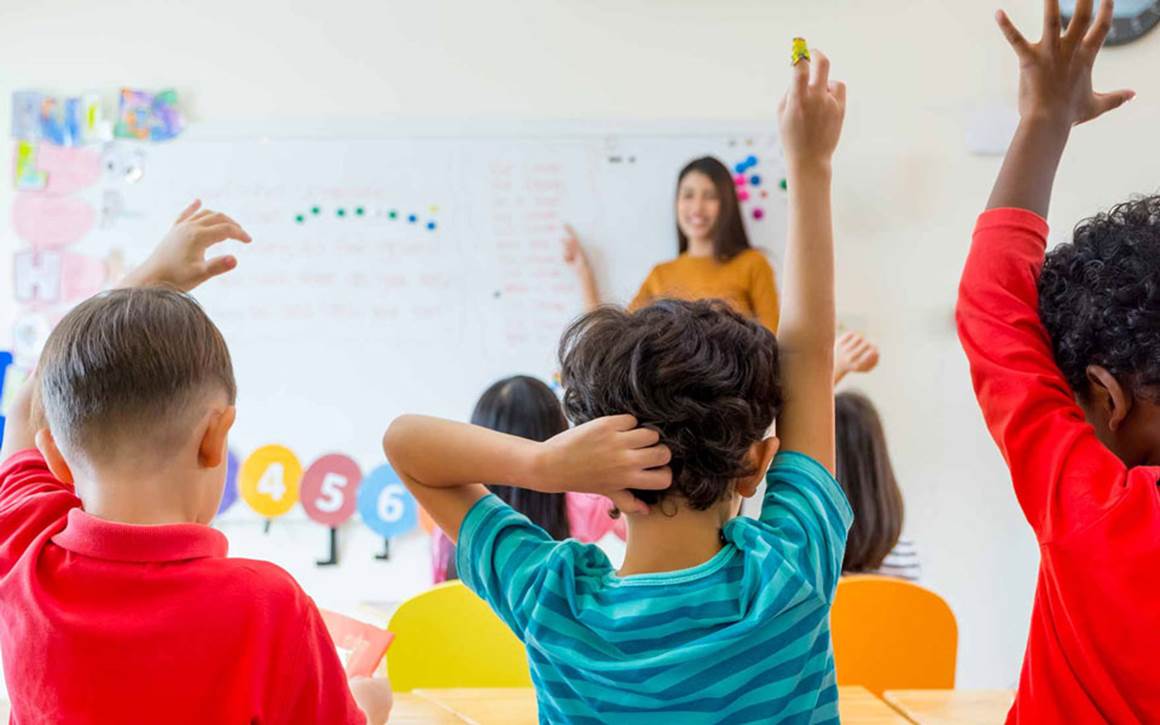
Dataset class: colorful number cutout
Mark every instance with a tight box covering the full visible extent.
[216,449,240,515]
[357,464,418,539]
[239,445,302,517]
[301,453,362,526]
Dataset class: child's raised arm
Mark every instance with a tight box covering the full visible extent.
[0,200,251,462]
[774,47,846,473]
[383,414,670,541]
[986,0,1133,216]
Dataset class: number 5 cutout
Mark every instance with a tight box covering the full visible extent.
[301,454,362,526]
[357,463,418,539]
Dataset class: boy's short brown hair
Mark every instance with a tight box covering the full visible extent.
[38,287,236,463]
[559,299,781,510]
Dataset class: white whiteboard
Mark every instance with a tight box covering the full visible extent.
[89,123,787,466]
[13,121,787,608]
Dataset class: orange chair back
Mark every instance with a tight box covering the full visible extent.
[831,574,958,695]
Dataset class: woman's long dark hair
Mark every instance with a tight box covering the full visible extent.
[835,392,904,573]
[676,156,752,262]
[470,376,571,540]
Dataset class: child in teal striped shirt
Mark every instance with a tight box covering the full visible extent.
[384,47,849,724]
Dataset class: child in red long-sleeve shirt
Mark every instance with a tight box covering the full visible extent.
[957,1,1158,721]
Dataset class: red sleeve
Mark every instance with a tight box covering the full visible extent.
[956,208,1144,543]
[0,449,79,574]
[268,593,366,725]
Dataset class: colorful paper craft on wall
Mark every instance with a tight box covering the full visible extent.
[11,91,105,147]
[114,88,183,142]
[0,352,13,442]
[14,141,47,190]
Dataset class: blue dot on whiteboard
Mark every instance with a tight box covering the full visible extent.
[407,214,418,224]
[734,162,746,174]
[217,449,240,515]
[749,174,762,186]
[745,155,758,167]
[426,220,437,231]
[357,463,418,538]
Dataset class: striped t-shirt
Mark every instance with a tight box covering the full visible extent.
[872,538,921,582]
[457,451,852,724]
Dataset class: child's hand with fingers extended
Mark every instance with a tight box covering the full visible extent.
[121,199,253,292]
[997,0,1134,128]
[534,415,672,514]
[777,46,846,169]
[834,331,880,384]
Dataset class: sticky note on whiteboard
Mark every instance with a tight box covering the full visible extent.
[966,104,1019,157]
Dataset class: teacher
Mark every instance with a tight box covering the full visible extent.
[564,156,779,331]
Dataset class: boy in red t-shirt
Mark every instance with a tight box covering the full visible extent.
[957,0,1158,721]
[0,201,390,724]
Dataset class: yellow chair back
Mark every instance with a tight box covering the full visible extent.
[386,581,532,692]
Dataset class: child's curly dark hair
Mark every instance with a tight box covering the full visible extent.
[1039,195,1160,400]
[558,299,782,510]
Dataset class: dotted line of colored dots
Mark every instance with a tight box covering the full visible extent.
[293,205,439,231]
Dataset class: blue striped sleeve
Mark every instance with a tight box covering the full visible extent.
[456,494,560,638]
[759,451,852,601]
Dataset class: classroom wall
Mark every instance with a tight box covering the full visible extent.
[3,0,1159,693]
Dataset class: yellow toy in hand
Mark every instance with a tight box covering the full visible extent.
[791,37,810,65]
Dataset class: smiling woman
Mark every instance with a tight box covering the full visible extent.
[565,156,780,332]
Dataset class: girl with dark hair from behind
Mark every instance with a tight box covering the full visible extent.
[431,375,625,582]
[563,156,780,331]
[834,391,920,581]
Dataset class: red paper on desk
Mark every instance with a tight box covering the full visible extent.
[320,609,395,677]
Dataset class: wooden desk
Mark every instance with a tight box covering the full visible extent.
[884,690,1015,724]
[840,686,911,724]
[390,693,465,723]
[415,688,538,724]
[413,686,907,724]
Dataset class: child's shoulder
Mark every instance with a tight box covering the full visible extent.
[205,556,315,611]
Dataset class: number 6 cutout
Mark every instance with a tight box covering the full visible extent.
[357,463,418,539]
[301,454,362,526]
[240,444,302,518]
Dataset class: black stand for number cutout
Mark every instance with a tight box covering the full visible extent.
[375,538,391,561]
[263,519,272,535]
[317,527,339,567]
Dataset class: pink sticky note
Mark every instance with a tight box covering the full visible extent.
[734,174,747,186]
[13,193,97,250]
[37,145,102,195]
[59,252,108,302]
[752,207,765,220]
[738,189,750,202]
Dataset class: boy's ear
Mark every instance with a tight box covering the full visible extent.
[198,405,236,469]
[35,428,74,485]
[1086,365,1132,431]
[737,436,780,498]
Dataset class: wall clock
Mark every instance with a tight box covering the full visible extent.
[1060,0,1160,45]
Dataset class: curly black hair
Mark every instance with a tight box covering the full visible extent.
[558,299,782,510]
[1039,194,1160,399]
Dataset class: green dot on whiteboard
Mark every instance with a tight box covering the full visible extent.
[388,210,398,220]
[355,206,365,216]
[311,206,321,215]
[295,214,305,224]
[337,208,346,218]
